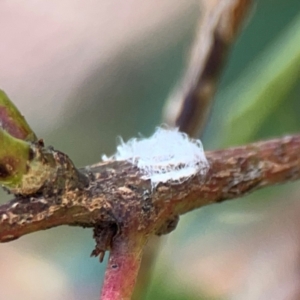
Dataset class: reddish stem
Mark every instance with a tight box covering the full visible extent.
[100,233,146,300]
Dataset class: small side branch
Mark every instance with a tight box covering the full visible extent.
[100,233,147,300]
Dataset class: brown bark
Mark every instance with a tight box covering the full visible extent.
[0,134,299,248]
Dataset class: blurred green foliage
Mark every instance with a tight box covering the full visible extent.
[205,0,300,147]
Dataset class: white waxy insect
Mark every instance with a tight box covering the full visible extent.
[102,127,209,187]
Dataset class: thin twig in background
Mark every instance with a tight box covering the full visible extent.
[164,0,252,137]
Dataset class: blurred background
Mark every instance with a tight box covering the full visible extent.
[0,0,300,299]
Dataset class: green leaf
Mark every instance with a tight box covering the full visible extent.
[219,12,300,146]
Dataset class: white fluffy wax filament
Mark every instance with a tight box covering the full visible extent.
[103,127,209,187]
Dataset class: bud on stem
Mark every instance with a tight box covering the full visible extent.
[0,89,87,195]
[0,90,37,142]
[0,127,32,189]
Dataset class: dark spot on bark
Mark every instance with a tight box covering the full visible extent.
[55,197,62,205]
[2,235,18,242]
[0,164,10,178]
[11,200,49,215]
[38,139,45,147]
[26,215,33,221]
[28,148,35,161]
[91,223,118,262]
[127,184,137,191]
[156,215,180,235]
[111,264,118,269]
[141,194,153,214]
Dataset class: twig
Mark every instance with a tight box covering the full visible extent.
[100,232,147,300]
[0,134,299,244]
[163,0,252,136]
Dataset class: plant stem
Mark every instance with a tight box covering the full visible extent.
[100,233,146,300]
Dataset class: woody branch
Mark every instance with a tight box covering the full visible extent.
[0,134,299,244]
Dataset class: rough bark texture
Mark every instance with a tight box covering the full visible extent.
[1,134,299,249]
